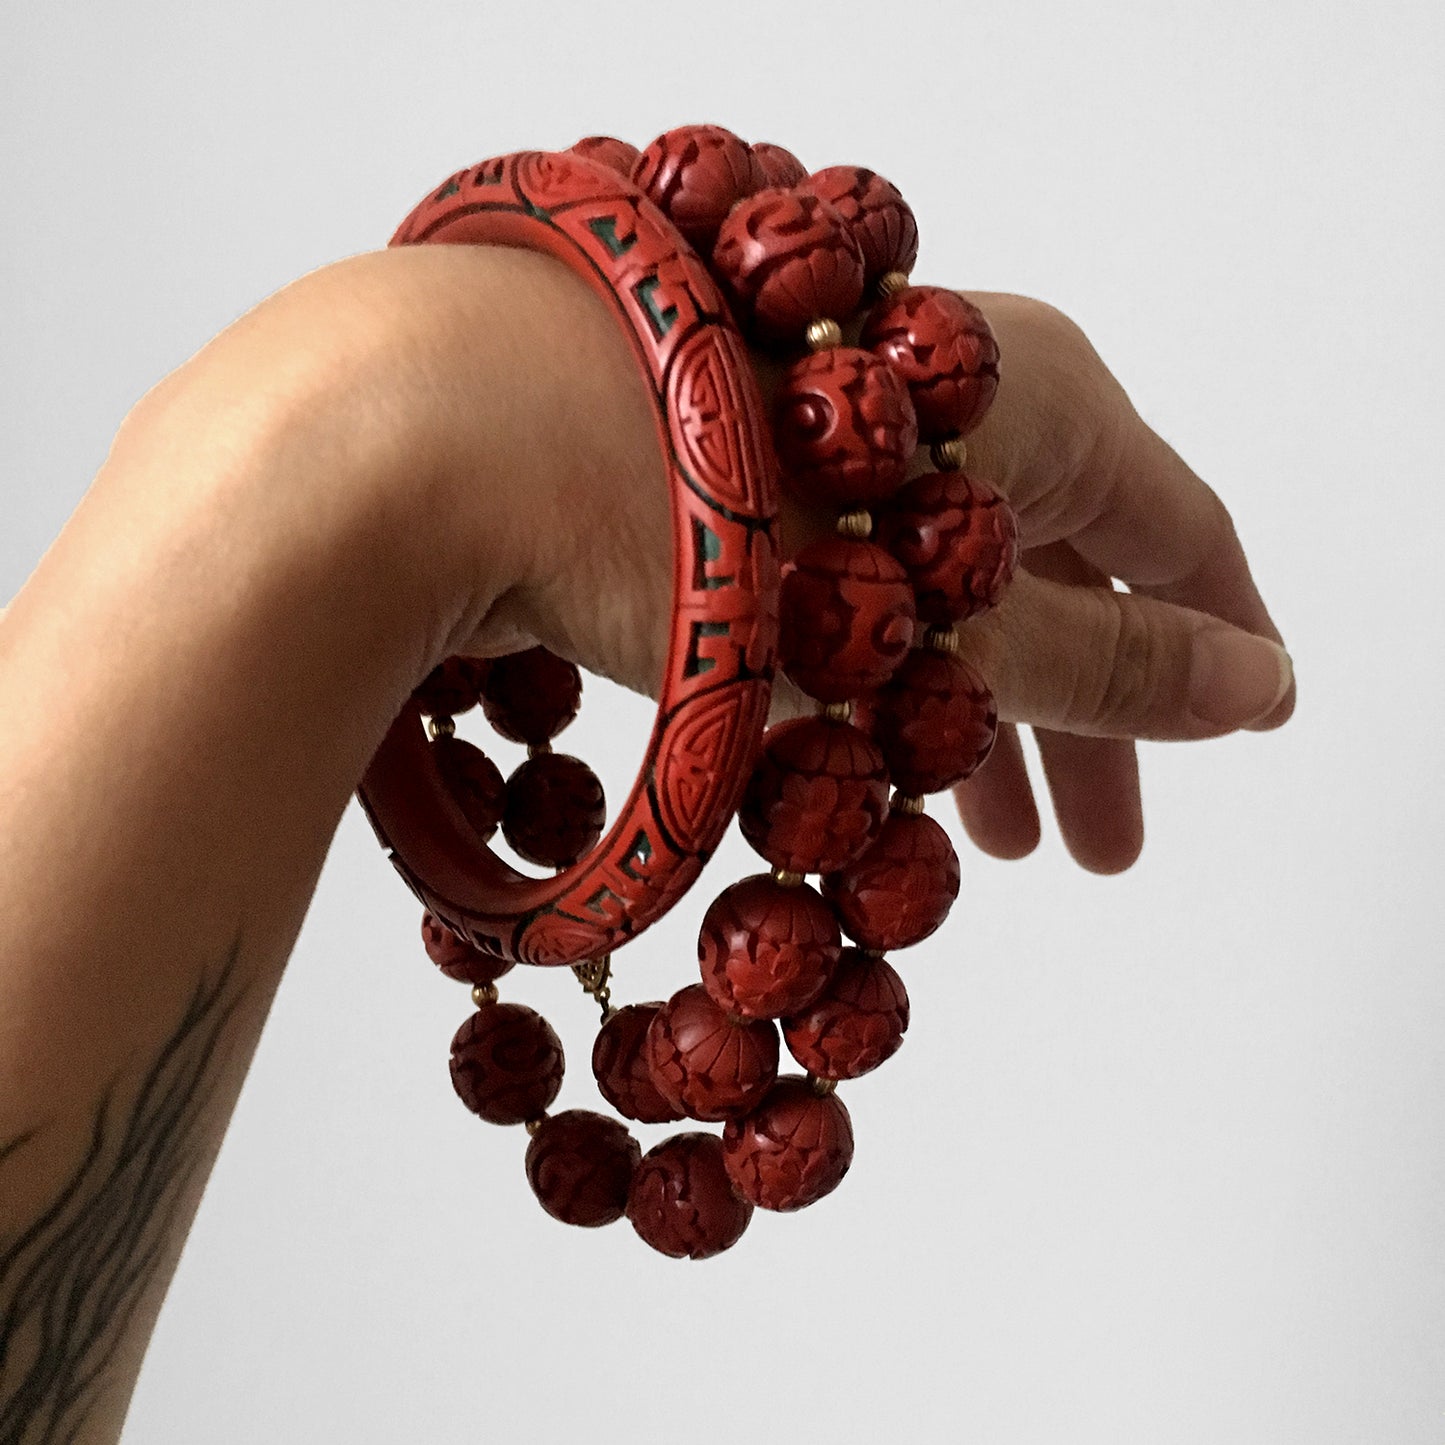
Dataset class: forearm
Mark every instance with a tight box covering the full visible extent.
[0,243,652,1442]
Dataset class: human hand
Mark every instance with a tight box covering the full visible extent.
[933,293,1295,873]
[225,248,1292,877]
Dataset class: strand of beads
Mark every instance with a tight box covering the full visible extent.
[402,125,1021,1260]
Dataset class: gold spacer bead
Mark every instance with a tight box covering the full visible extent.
[808,1074,838,1096]
[527,741,552,758]
[861,948,887,959]
[428,715,456,740]
[524,1115,547,1137]
[805,317,843,351]
[930,436,967,471]
[924,624,960,654]
[893,793,925,815]
[470,982,499,1008]
[877,270,911,298]
[771,868,806,888]
[820,701,853,723]
[836,508,873,540]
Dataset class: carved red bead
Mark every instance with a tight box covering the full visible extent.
[430,735,505,844]
[479,646,582,746]
[751,141,808,188]
[569,135,641,178]
[627,1132,753,1259]
[824,810,960,951]
[421,910,514,985]
[501,752,605,869]
[861,285,1000,440]
[780,538,917,703]
[413,655,488,717]
[631,124,765,251]
[698,874,841,1020]
[712,188,866,344]
[805,166,919,287]
[871,649,998,793]
[644,983,779,1122]
[782,949,910,1080]
[874,470,1019,624]
[592,1002,686,1125]
[722,1075,854,1211]
[740,717,890,874]
[773,346,919,508]
[525,1109,641,1228]
[449,1003,564,1126]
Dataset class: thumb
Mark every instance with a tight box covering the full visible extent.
[961,566,1296,742]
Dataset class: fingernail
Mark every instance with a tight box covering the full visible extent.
[1188,630,1294,730]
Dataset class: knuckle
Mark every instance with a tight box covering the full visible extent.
[1071,594,1176,733]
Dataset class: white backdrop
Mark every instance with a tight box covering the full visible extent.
[3,2,1442,1441]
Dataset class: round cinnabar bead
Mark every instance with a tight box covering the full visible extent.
[712,188,866,345]
[627,1132,753,1259]
[449,1002,564,1126]
[592,1002,686,1125]
[861,285,1000,440]
[739,717,890,874]
[874,470,1020,624]
[414,655,488,717]
[569,135,641,177]
[431,735,505,844]
[782,949,910,1080]
[722,1075,854,1211]
[751,141,808,188]
[872,649,999,793]
[772,346,919,508]
[421,910,515,985]
[698,874,842,1020]
[804,166,919,288]
[525,1109,641,1228]
[479,646,582,746]
[780,538,917,703]
[823,810,961,951]
[501,753,605,869]
[644,983,779,1122]
[631,124,764,251]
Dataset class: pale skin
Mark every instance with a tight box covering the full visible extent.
[0,243,1294,1443]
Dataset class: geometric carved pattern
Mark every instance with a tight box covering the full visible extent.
[357,150,779,966]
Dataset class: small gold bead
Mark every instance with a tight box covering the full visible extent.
[820,701,853,723]
[807,1074,838,1096]
[527,741,552,758]
[836,508,873,540]
[930,436,967,471]
[861,948,887,959]
[428,716,456,740]
[805,317,843,351]
[877,270,911,298]
[924,624,960,654]
[524,1116,547,1137]
[470,982,499,1008]
[893,793,925,815]
[771,868,806,888]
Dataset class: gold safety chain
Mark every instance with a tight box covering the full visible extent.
[571,955,616,1023]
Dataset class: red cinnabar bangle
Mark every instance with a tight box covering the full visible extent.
[356,148,780,968]
[361,125,1021,1259]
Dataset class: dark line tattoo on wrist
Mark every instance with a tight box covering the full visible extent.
[0,934,249,1444]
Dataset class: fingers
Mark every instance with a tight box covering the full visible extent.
[958,565,1294,742]
[1034,729,1143,874]
[1069,422,1296,731]
[954,293,1295,735]
[953,722,1041,860]
[1014,541,1144,873]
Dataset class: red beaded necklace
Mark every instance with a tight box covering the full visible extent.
[356,124,1019,1258]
